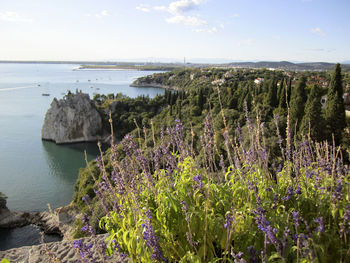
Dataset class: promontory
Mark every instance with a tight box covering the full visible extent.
[41,91,103,144]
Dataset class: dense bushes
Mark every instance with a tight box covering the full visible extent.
[73,114,349,262]
[71,65,349,261]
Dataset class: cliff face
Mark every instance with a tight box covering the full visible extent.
[41,92,103,144]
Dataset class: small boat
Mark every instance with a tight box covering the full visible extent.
[42,93,50,96]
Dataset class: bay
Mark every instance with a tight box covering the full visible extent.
[0,63,164,212]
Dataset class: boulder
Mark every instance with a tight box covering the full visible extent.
[41,92,103,144]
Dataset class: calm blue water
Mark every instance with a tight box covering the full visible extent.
[0,63,164,212]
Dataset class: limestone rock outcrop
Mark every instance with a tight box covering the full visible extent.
[41,92,103,144]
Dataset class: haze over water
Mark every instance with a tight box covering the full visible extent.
[0,63,164,212]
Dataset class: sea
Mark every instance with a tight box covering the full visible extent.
[0,63,164,250]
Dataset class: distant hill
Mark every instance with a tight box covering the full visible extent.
[1,60,349,71]
[224,61,350,71]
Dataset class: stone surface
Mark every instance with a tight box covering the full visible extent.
[41,91,103,144]
[0,208,31,229]
[0,234,128,263]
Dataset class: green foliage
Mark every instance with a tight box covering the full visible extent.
[265,78,278,108]
[93,93,167,140]
[1,259,10,263]
[324,63,346,145]
[289,76,307,135]
[0,192,7,208]
[100,153,349,262]
[299,85,324,141]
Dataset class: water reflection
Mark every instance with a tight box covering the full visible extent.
[41,140,101,183]
[0,225,62,251]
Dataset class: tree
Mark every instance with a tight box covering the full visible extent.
[198,88,204,112]
[324,63,346,144]
[264,78,278,108]
[299,84,324,141]
[278,79,287,109]
[289,75,307,135]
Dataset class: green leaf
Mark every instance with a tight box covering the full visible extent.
[1,259,10,263]
[268,252,281,261]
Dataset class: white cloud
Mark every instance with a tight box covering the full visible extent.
[232,13,240,18]
[168,0,203,15]
[101,10,111,16]
[86,10,111,18]
[148,0,208,27]
[0,11,32,22]
[136,4,151,13]
[220,23,225,29]
[153,6,167,11]
[194,26,217,33]
[311,27,326,37]
[166,15,207,26]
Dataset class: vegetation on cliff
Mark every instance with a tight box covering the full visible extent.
[70,65,349,261]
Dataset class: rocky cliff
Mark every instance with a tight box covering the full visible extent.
[41,91,103,144]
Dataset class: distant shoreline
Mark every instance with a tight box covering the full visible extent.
[1,60,349,71]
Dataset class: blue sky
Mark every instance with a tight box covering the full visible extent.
[0,0,349,62]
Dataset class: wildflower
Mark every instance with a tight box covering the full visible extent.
[294,185,301,195]
[282,187,294,201]
[247,246,258,263]
[72,239,93,262]
[292,210,302,228]
[142,210,168,262]
[340,205,350,236]
[224,212,234,229]
[314,217,325,233]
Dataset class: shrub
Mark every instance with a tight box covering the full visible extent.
[76,115,349,262]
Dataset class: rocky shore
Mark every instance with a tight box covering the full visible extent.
[0,202,127,262]
[41,91,104,144]
[0,234,128,263]
[0,202,78,238]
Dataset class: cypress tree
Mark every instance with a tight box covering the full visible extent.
[277,78,284,102]
[278,79,287,109]
[299,84,324,141]
[289,75,307,135]
[265,78,278,107]
[324,63,346,144]
[287,78,292,104]
[198,88,204,112]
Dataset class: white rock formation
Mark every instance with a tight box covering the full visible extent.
[41,92,103,144]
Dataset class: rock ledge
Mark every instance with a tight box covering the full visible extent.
[41,91,103,144]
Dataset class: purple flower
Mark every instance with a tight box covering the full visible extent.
[282,187,294,201]
[314,217,325,233]
[294,185,301,195]
[340,205,350,236]
[332,180,343,203]
[72,239,93,262]
[224,212,234,229]
[247,246,258,263]
[192,174,204,190]
[142,211,168,262]
[292,210,302,228]
[82,195,90,204]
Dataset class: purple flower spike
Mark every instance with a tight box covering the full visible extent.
[314,217,325,233]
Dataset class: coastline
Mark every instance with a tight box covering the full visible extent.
[0,234,127,262]
[130,82,180,91]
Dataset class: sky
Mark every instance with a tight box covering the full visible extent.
[0,0,349,63]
